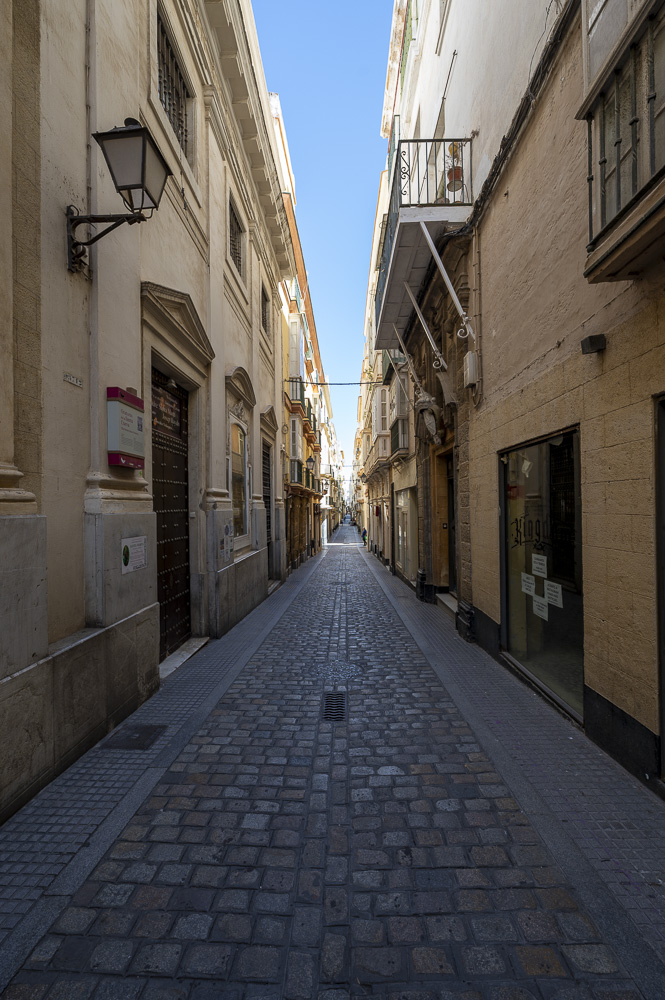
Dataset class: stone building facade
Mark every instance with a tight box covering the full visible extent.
[357,0,665,789]
[0,0,300,820]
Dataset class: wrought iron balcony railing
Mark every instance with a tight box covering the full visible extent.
[375,138,473,331]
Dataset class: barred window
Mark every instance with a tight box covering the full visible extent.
[229,200,243,276]
[261,287,270,333]
[157,16,190,156]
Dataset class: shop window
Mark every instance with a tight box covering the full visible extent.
[502,430,583,717]
[231,422,248,538]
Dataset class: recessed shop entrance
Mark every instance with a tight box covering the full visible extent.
[501,429,583,718]
[152,368,191,661]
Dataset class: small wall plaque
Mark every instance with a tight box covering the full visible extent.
[121,536,147,574]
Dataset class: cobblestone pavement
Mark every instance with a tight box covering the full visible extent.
[2,524,665,999]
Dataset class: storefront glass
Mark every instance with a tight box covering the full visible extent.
[503,430,583,716]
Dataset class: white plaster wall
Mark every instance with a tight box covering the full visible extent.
[395,0,565,195]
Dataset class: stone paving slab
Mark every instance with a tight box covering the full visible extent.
[0,526,662,998]
[361,550,665,988]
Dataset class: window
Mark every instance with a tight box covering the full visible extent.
[391,418,409,454]
[261,286,270,334]
[231,423,248,538]
[229,199,244,277]
[586,6,665,241]
[290,417,303,461]
[157,15,190,156]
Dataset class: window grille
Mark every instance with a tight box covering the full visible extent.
[586,10,665,243]
[157,16,190,156]
[229,200,243,276]
[261,287,270,333]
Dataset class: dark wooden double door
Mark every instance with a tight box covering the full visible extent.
[152,369,191,661]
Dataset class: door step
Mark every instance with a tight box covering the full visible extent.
[160,636,209,681]
[436,592,458,620]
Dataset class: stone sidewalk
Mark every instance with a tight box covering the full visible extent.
[1,524,664,999]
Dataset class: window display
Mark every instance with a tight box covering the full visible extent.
[503,430,583,716]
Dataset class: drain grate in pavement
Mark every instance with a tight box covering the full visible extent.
[323,691,346,721]
[102,724,167,750]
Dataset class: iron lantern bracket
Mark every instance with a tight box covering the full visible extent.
[67,205,146,272]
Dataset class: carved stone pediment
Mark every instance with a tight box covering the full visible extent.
[260,405,279,436]
[226,366,256,408]
[142,282,215,367]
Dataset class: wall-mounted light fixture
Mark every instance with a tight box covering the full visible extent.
[67,118,171,272]
[581,334,606,354]
[305,455,315,472]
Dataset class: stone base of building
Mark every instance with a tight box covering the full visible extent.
[458,602,663,795]
[0,603,159,824]
[209,548,269,638]
[584,687,660,788]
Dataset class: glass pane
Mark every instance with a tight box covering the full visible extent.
[655,108,665,173]
[101,134,144,189]
[144,141,168,209]
[231,424,247,537]
[504,432,583,716]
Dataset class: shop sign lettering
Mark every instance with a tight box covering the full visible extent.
[510,514,550,549]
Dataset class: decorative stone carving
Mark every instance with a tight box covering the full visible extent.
[229,401,246,423]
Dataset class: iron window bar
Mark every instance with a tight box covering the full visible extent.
[157,15,190,156]
[229,201,243,275]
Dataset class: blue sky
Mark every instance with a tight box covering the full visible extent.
[252,1,392,471]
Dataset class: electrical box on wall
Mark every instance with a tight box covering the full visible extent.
[463,350,478,388]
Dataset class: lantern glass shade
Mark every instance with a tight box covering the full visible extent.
[306,456,315,471]
[93,119,171,214]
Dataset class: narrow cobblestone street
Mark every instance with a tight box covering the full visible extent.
[2,525,665,999]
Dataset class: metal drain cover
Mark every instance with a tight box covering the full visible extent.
[103,724,167,750]
[323,692,347,721]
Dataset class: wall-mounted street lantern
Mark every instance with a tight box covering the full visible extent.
[305,456,315,472]
[67,118,171,272]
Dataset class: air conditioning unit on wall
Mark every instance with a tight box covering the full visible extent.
[463,350,478,388]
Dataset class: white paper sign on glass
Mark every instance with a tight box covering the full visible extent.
[521,572,536,596]
[532,595,549,620]
[121,536,147,574]
[532,553,548,578]
[544,580,563,607]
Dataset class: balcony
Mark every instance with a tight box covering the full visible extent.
[375,138,473,350]
[287,378,306,416]
[364,433,391,479]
